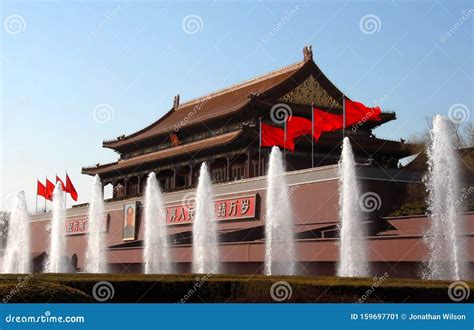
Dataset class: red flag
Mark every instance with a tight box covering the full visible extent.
[66,174,78,201]
[313,107,344,141]
[311,101,381,141]
[37,180,47,199]
[261,122,294,151]
[262,100,382,150]
[45,179,55,201]
[344,98,381,125]
[56,175,66,191]
[286,116,313,142]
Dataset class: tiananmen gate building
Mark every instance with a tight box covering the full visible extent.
[27,46,474,276]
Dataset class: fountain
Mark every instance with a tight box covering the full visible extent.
[423,115,465,280]
[144,172,172,274]
[84,175,107,273]
[47,183,68,273]
[337,137,369,277]
[192,162,220,274]
[2,191,30,274]
[264,146,296,276]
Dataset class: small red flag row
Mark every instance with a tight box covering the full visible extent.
[37,174,78,201]
[260,98,382,151]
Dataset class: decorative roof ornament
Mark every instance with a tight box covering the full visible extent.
[303,45,313,61]
[173,94,180,109]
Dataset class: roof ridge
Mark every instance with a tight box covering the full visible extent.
[176,60,305,110]
[82,160,118,170]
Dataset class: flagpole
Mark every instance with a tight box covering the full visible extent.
[45,176,47,212]
[311,103,314,168]
[342,95,346,141]
[36,178,38,214]
[258,117,262,176]
[64,171,67,209]
[283,119,287,167]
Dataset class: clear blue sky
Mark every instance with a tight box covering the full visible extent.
[1,0,472,211]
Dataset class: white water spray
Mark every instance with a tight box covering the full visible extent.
[192,163,220,274]
[423,115,465,280]
[84,175,107,273]
[264,146,295,276]
[144,172,172,274]
[48,183,68,273]
[3,191,30,274]
[337,137,369,277]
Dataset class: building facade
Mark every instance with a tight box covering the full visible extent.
[24,47,474,277]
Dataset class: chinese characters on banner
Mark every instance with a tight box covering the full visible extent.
[64,218,89,235]
[166,195,257,225]
[64,217,107,235]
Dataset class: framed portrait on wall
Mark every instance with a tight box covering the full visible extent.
[123,202,137,241]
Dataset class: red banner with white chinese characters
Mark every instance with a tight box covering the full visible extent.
[64,217,89,235]
[166,194,257,225]
[64,217,107,235]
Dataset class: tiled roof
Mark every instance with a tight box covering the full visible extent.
[103,60,307,149]
[83,130,243,175]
